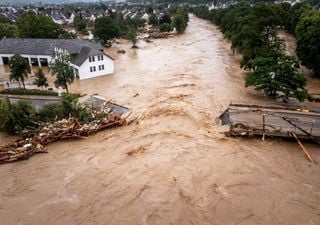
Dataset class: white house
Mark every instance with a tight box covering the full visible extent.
[0,38,114,80]
[66,13,75,24]
[89,14,97,22]
[141,13,149,21]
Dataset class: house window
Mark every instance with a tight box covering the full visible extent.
[97,55,104,61]
[93,66,96,72]
[39,58,48,67]
[102,65,105,70]
[89,56,95,62]
[90,67,93,72]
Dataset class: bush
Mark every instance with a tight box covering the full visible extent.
[0,88,58,96]
[38,103,65,122]
[0,93,93,135]
[160,23,172,32]
[0,98,37,134]
[38,93,92,123]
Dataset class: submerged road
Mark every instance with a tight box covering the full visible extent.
[1,15,320,225]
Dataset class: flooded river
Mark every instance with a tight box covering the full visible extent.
[1,15,320,225]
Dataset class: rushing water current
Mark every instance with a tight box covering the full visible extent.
[1,15,320,225]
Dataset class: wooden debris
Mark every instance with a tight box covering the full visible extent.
[0,102,130,163]
[291,132,314,163]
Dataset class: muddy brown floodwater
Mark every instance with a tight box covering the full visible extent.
[1,15,320,225]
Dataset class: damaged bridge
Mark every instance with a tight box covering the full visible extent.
[219,102,320,142]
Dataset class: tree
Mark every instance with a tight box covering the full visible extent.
[0,14,10,24]
[146,6,154,15]
[9,54,31,89]
[34,68,48,89]
[0,23,18,39]
[245,54,308,102]
[49,49,75,93]
[16,12,63,38]
[172,14,187,34]
[160,23,172,32]
[93,16,121,44]
[74,16,87,32]
[172,7,188,34]
[148,14,159,26]
[295,9,320,75]
[0,98,36,134]
[159,13,172,25]
[127,27,138,48]
[285,2,311,34]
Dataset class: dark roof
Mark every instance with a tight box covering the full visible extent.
[0,38,113,66]
[1,12,19,22]
[72,46,95,66]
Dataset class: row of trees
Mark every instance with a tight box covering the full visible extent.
[295,8,320,76]
[192,3,309,102]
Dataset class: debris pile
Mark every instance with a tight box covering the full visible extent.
[147,31,174,39]
[0,102,130,163]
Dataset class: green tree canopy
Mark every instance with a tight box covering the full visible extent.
[245,53,308,102]
[296,9,320,75]
[172,6,189,34]
[34,68,48,89]
[0,23,18,39]
[0,98,36,134]
[74,16,88,32]
[160,23,172,32]
[16,12,63,38]
[173,14,187,34]
[148,14,159,26]
[159,13,172,25]
[9,54,31,89]
[93,16,121,44]
[127,27,138,48]
[49,50,75,93]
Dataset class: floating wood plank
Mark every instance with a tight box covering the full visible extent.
[291,132,314,163]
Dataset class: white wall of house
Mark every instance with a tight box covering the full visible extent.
[77,54,114,80]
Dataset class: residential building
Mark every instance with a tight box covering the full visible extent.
[0,38,114,80]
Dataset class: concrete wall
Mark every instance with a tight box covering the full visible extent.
[78,54,114,80]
